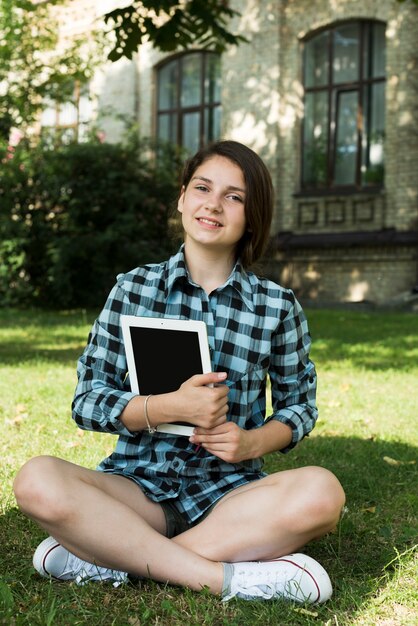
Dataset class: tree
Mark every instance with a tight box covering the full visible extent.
[0,1,243,138]
[103,0,246,61]
[0,0,102,139]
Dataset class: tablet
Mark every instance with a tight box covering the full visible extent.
[121,315,212,435]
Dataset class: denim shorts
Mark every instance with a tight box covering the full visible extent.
[161,499,216,538]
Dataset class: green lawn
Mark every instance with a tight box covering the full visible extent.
[0,308,417,625]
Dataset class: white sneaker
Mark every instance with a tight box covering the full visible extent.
[33,536,129,587]
[223,553,333,604]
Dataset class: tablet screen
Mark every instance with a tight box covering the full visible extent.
[130,326,203,395]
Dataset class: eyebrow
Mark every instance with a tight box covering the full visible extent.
[191,175,246,194]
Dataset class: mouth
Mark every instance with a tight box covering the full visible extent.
[197,217,223,228]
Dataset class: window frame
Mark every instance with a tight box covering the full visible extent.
[155,51,221,152]
[300,19,386,194]
[40,81,91,145]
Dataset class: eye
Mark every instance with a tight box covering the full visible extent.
[227,193,244,203]
[195,184,209,192]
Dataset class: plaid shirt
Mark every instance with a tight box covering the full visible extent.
[72,246,318,523]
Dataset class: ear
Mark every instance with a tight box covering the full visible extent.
[177,186,186,213]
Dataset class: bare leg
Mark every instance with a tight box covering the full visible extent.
[174,466,345,562]
[14,458,344,595]
[13,456,223,593]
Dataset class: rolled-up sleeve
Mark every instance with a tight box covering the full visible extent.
[268,294,318,452]
[72,283,136,436]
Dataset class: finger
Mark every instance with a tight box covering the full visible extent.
[190,372,227,387]
[193,423,229,437]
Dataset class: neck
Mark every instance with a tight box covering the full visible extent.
[183,241,236,293]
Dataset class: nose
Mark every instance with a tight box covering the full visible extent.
[204,193,222,212]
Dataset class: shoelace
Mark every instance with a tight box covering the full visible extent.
[235,581,276,600]
[228,564,310,602]
[64,552,128,587]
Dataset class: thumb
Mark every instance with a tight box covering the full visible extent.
[191,371,228,387]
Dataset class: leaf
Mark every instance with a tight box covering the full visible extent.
[293,607,319,617]
[361,505,376,513]
[383,456,416,467]
[104,0,247,60]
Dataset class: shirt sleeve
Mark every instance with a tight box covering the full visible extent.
[71,281,137,436]
[268,292,318,452]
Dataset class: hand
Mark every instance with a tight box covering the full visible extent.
[171,371,229,430]
[189,421,254,463]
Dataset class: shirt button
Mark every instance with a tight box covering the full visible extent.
[172,460,179,468]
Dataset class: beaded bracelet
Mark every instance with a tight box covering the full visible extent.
[144,394,156,434]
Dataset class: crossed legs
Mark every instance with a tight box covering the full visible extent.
[13,455,345,594]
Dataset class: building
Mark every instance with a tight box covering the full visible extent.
[44,0,418,306]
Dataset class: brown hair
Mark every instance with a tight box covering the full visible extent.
[180,140,273,268]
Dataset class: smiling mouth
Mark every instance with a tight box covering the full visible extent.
[197,217,223,228]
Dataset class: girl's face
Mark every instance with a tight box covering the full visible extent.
[178,156,247,257]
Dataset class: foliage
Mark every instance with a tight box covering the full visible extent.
[0,308,417,624]
[104,0,247,61]
[0,135,183,308]
[0,0,102,139]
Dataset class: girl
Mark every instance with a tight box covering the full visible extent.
[14,140,345,603]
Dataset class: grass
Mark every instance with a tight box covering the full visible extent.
[0,307,417,625]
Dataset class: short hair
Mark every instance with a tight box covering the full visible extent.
[180,140,274,268]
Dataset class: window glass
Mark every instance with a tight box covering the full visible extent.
[302,20,385,190]
[158,60,178,110]
[304,30,329,88]
[371,22,386,78]
[40,82,90,144]
[303,91,328,187]
[361,82,385,184]
[181,55,201,108]
[158,113,177,144]
[204,106,221,143]
[334,90,358,185]
[333,23,360,84]
[205,54,221,103]
[182,112,200,154]
[157,52,221,150]
[79,86,92,124]
[59,101,78,126]
[41,101,56,126]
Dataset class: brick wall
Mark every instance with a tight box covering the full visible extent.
[224,0,418,304]
[50,0,418,304]
[265,244,418,304]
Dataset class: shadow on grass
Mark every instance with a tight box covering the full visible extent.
[307,309,418,372]
[1,436,416,624]
[1,308,418,372]
[0,308,97,366]
[0,342,86,365]
[266,434,417,617]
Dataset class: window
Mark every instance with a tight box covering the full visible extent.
[40,82,92,145]
[302,21,386,191]
[156,52,221,154]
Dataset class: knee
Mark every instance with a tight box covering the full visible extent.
[14,455,64,521]
[303,466,345,527]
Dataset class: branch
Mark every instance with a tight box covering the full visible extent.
[103,0,246,61]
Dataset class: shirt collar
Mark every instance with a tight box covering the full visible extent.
[165,245,255,312]
[164,245,190,297]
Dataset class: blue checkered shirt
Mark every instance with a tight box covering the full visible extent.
[72,246,318,523]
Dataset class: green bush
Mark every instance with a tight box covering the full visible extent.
[0,136,182,308]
